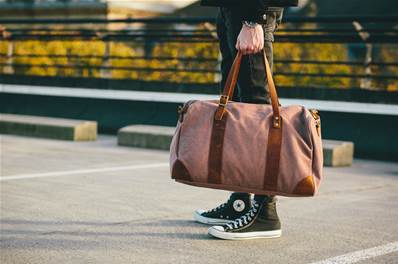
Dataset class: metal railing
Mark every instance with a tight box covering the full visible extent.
[1,16,397,90]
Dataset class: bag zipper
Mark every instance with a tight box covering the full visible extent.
[177,100,197,122]
[309,109,321,136]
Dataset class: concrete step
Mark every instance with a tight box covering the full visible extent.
[118,125,175,150]
[323,139,354,167]
[0,113,97,141]
[117,125,354,167]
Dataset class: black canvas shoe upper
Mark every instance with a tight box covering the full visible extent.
[223,195,281,233]
[201,192,251,221]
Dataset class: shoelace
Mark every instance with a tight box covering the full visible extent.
[204,195,236,214]
[206,202,226,213]
[225,200,260,230]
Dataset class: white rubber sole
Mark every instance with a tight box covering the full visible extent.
[193,210,233,225]
[208,226,282,240]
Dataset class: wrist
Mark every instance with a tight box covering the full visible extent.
[242,20,258,29]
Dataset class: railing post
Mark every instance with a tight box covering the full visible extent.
[204,22,221,83]
[100,41,111,79]
[4,41,14,75]
[353,21,373,89]
[1,25,15,75]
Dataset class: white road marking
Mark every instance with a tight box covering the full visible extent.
[2,84,398,116]
[310,241,398,264]
[0,162,169,181]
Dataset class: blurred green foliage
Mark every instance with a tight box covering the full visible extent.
[0,36,396,91]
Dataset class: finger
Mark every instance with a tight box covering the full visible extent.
[240,44,247,54]
[239,42,246,53]
[258,42,264,52]
[235,40,240,51]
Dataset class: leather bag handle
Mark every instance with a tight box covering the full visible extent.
[214,50,281,128]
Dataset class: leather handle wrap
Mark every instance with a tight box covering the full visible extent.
[214,50,281,128]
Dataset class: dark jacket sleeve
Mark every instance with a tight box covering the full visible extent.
[201,0,297,21]
[241,0,270,21]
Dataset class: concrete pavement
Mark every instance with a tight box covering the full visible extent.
[1,134,397,264]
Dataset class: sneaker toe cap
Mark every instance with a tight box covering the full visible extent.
[195,209,206,215]
[209,225,225,232]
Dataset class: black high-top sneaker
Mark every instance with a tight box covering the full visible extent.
[208,195,281,240]
[193,193,251,225]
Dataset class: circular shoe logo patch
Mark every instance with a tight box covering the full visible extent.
[233,199,245,212]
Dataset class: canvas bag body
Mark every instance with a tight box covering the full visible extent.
[169,51,323,197]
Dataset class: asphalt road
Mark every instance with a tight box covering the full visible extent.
[1,134,397,264]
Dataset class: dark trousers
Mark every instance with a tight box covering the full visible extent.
[216,7,281,104]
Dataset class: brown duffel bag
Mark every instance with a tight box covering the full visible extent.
[169,50,323,197]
